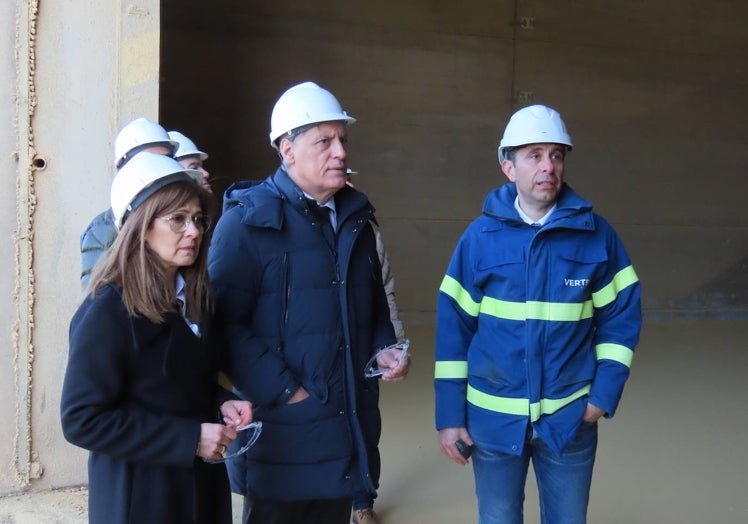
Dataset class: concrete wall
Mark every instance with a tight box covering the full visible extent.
[1,0,160,495]
[162,0,748,323]
[2,0,747,496]
[0,0,31,492]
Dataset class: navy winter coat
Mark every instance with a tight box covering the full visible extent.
[61,285,233,524]
[208,168,395,500]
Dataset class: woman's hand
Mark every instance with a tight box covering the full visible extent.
[195,401,254,460]
[196,422,238,460]
[220,399,253,428]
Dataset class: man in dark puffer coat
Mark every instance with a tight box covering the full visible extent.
[208,81,410,524]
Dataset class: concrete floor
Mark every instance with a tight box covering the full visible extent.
[372,320,748,524]
[1,320,746,523]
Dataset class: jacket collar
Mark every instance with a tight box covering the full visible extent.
[221,167,375,230]
[483,182,594,229]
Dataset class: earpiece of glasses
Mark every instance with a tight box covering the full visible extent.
[158,213,212,233]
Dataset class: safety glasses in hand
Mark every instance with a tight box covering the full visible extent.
[203,421,263,464]
[364,339,410,379]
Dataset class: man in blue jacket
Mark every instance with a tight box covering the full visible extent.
[209,82,409,524]
[435,104,642,523]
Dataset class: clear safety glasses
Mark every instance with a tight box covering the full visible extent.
[157,212,212,233]
[203,421,263,464]
[363,339,410,379]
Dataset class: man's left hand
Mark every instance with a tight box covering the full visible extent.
[583,402,605,423]
[379,348,410,382]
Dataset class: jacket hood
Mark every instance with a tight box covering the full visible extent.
[222,179,265,213]
[483,182,593,224]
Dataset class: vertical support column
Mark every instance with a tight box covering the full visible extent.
[1,0,162,494]
[118,0,162,125]
[11,0,42,487]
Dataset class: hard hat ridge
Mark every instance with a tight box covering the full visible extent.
[110,152,203,229]
[498,104,573,162]
[168,131,209,161]
[114,117,179,169]
[269,81,356,148]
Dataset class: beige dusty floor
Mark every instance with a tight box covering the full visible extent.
[1,320,747,523]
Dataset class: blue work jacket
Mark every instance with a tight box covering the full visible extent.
[435,183,641,455]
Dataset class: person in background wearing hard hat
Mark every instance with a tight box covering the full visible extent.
[208,81,409,524]
[61,152,253,524]
[434,105,642,523]
[344,168,405,522]
[79,117,178,286]
[169,130,213,194]
[346,169,406,343]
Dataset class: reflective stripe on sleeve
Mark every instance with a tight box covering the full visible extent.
[434,360,468,379]
[439,275,480,317]
[592,265,639,308]
[595,343,634,367]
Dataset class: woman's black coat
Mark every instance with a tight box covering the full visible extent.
[61,285,232,524]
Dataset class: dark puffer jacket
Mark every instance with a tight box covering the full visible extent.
[208,168,395,500]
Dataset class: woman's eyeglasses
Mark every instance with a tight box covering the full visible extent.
[157,213,212,233]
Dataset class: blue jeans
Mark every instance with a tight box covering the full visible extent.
[471,421,597,524]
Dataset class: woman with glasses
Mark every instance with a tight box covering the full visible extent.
[61,152,252,524]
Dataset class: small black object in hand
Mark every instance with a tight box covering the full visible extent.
[455,439,475,459]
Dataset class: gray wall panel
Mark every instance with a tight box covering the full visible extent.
[161,0,748,318]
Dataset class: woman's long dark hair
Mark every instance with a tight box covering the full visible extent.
[89,181,212,324]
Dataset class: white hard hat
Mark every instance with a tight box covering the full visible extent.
[269,81,356,148]
[114,117,179,169]
[110,152,203,229]
[498,105,573,162]
[168,131,209,161]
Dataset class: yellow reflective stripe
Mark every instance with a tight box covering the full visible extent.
[480,296,526,321]
[440,275,480,317]
[434,360,468,379]
[529,385,591,420]
[525,300,593,321]
[480,297,593,321]
[444,265,639,322]
[596,343,634,368]
[467,384,591,421]
[592,265,639,308]
[468,386,529,416]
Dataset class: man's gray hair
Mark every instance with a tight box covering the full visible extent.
[276,123,319,170]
